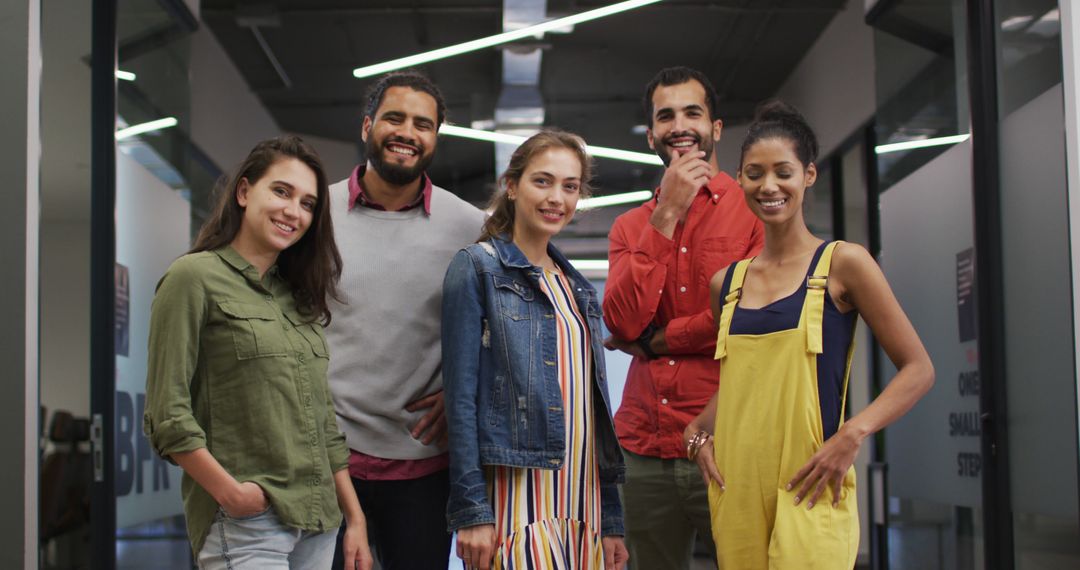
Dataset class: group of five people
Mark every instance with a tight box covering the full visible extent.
[144,66,933,570]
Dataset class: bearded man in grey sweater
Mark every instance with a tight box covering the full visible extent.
[326,71,484,570]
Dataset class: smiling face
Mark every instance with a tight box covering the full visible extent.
[509,148,583,243]
[646,80,723,167]
[234,157,318,256]
[362,86,438,185]
[738,137,817,226]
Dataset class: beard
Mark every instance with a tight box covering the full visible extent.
[365,134,435,186]
[654,130,715,167]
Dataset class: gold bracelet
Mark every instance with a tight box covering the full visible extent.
[686,430,712,461]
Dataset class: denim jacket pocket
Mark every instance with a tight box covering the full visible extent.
[488,374,507,426]
[493,275,533,321]
[217,301,289,359]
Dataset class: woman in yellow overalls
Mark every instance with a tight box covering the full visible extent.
[683,101,935,569]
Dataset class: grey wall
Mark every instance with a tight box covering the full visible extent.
[777,0,876,158]
[0,0,40,566]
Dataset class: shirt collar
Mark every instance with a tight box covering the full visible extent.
[214,246,278,286]
[347,165,433,214]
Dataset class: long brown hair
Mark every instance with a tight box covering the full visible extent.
[191,135,342,325]
[479,129,594,242]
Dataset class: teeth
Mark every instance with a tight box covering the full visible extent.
[273,221,295,232]
[761,199,786,208]
[670,141,694,147]
[388,145,416,156]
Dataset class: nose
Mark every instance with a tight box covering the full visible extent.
[283,198,301,218]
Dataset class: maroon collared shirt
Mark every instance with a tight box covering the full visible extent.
[347,165,433,214]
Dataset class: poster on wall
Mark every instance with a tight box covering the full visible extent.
[879,141,982,508]
[114,150,189,528]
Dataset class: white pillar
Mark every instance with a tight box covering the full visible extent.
[1060,0,1080,468]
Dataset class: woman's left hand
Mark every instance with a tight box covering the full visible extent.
[342,523,373,570]
[601,536,629,570]
[786,424,863,509]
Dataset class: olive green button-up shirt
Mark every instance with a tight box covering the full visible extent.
[143,247,349,556]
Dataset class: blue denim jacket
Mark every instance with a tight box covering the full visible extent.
[441,236,626,536]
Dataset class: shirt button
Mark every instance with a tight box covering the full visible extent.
[680,247,688,253]
[661,398,669,405]
[713,194,719,201]
[658,289,663,295]
[680,286,687,293]
[313,478,320,485]
[264,295,272,302]
[668,359,675,366]
[299,356,306,363]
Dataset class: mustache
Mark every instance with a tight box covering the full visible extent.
[662,131,701,144]
[383,135,424,152]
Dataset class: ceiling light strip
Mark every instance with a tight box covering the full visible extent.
[577,190,654,210]
[115,70,136,81]
[352,0,664,78]
[875,133,970,154]
[115,117,178,140]
[439,124,662,166]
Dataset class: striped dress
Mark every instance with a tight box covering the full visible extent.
[486,269,603,570]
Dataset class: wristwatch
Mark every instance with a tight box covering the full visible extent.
[636,324,659,360]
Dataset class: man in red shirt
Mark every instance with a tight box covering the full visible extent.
[603,67,764,569]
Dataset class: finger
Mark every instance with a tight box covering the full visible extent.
[405,392,439,411]
[706,461,725,489]
[795,467,821,504]
[421,416,448,445]
[807,477,828,509]
[786,463,813,491]
[832,475,843,507]
[604,541,615,570]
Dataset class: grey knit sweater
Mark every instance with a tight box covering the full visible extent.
[325,177,485,459]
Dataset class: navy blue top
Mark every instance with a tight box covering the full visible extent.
[719,241,857,440]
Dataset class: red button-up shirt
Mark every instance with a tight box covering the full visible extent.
[604,172,764,459]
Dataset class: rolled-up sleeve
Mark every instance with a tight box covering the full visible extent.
[603,213,674,341]
[142,259,208,462]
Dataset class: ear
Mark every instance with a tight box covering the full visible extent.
[361,116,373,143]
[506,180,516,200]
[805,162,818,188]
[236,178,251,207]
[712,118,723,142]
[646,127,656,152]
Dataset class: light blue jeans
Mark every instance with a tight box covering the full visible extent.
[198,507,336,570]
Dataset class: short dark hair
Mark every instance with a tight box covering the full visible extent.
[740,99,819,169]
[363,71,447,126]
[642,66,720,127]
[190,136,342,325]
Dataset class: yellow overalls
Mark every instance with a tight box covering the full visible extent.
[709,241,859,569]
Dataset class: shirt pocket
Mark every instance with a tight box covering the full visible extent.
[217,301,290,359]
[697,236,749,288]
[493,275,533,321]
[284,312,330,358]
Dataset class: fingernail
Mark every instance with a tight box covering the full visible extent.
[807,501,815,509]
[793,496,801,505]
[720,485,726,491]
[785,483,792,491]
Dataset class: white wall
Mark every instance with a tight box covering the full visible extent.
[776,0,876,158]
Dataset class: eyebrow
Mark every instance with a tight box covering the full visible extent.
[655,103,705,116]
[532,170,580,181]
[270,180,295,189]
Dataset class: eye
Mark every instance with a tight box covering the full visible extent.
[415,121,434,131]
[273,186,288,197]
[564,183,580,193]
[532,177,551,186]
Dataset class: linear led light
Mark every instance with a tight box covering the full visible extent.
[569,259,609,271]
[875,134,970,154]
[578,190,654,210]
[352,0,664,78]
[116,70,136,81]
[439,124,663,166]
[115,117,178,140]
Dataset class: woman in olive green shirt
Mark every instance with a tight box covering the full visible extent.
[144,136,373,570]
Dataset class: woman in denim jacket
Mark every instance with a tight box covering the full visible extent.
[442,131,628,570]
